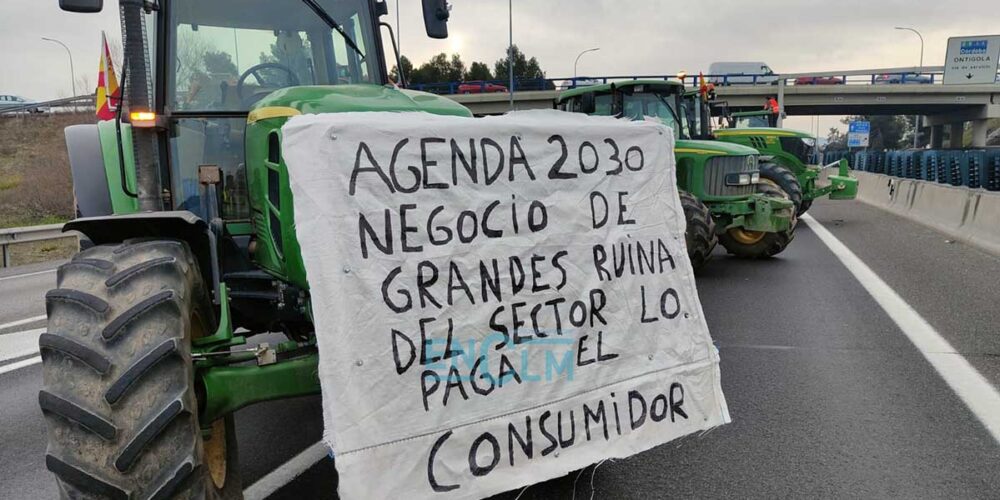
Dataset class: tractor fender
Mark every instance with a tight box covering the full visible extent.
[64,211,221,302]
[64,124,113,218]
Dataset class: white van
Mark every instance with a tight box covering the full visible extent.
[708,62,779,85]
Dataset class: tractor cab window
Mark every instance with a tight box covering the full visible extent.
[735,114,771,128]
[170,0,379,111]
[561,93,612,115]
[620,89,686,139]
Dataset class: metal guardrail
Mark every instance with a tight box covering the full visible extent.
[0,94,96,116]
[0,224,75,268]
[408,65,999,96]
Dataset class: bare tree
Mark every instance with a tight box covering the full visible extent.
[76,74,94,96]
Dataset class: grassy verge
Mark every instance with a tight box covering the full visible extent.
[0,112,95,266]
[0,112,96,230]
[6,238,79,267]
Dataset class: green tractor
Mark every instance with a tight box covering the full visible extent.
[555,80,796,267]
[43,0,463,497]
[701,103,858,215]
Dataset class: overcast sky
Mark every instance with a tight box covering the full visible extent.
[2,0,997,133]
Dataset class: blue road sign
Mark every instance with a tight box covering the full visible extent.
[848,121,871,148]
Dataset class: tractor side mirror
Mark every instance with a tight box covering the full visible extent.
[422,0,450,39]
[59,0,103,12]
[578,92,596,114]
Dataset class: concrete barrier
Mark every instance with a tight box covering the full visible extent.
[965,192,1000,255]
[852,170,1000,257]
[908,181,971,231]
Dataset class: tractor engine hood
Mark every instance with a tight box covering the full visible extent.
[248,84,473,123]
[675,139,759,157]
[714,127,813,139]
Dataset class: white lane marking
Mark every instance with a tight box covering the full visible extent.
[0,328,45,363]
[243,441,329,500]
[0,315,46,332]
[803,214,1000,443]
[0,356,41,376]
[0,268,57,282]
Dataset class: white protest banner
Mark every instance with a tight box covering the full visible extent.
[282,110,730,499]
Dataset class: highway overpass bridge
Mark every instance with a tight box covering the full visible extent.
[444,66,1000,147]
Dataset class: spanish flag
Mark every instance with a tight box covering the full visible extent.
[95,31,120,120]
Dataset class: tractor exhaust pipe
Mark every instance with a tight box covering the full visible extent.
[120,0,162,211]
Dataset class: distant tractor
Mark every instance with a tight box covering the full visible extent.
[43,0,461,497]
[556,80,796,267]
[701,101,858,215]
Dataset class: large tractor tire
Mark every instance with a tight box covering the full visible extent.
[759,163,803,215]
[719,183,796,258]
[39,239,241,500]
[797,199,813,215]
[679,190,717,270]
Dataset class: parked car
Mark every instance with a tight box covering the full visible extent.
[874,73,933,84]
[0,94,48,113]
[708,62,779,85]
[794,76,844,85]
[457,81,508,94]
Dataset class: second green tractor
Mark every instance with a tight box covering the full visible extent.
[701,103,859,215]
[556,80,796,268]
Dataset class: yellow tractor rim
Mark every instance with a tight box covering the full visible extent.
[191,310,227,490]
[728,228,767,245]
[205,419,228,489]
[758,178,783,192]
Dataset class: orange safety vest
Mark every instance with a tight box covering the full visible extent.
[768,98,779,114]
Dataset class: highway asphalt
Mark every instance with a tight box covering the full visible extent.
[2,199,998,499]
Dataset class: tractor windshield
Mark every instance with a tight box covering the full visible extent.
[733,112,772,129]
[169,0,380,112]
[620,88,690,139]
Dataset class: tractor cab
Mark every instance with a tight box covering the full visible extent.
[556,80,696,140]
[166,0,386,220]
[170,0,381,113]
[728,110,773,129]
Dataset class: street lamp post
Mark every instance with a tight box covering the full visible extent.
[42,37,77,98]
[573,47,600,82]
[895,26,924,147]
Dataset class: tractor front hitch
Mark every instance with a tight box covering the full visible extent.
[809,159,858,201]
[708,194,794,233]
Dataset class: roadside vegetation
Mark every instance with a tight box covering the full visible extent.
[0,112,94,265]
[390,45,546,85]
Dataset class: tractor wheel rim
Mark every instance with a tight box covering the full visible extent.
[191,310,227,490]
[205,418,228,489]
[728,228,766,245]
[759,178,783,193]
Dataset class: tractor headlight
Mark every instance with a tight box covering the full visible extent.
[751,172,760,184]
[726,173,754,186]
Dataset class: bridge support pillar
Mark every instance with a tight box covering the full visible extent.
[949,123,965,148]
[970,119,989,148]
[929,125,944,149]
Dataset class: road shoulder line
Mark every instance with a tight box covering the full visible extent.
[0,315,46,332]
[803,214,1000,444]
[0,356,41,376]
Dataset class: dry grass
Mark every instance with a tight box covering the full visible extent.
[6,238,79,267]
[0,112,96,229]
